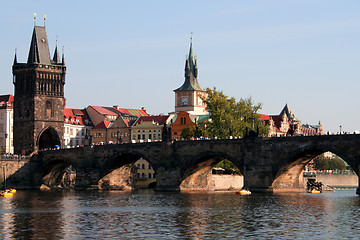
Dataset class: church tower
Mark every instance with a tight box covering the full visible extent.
[12,25,66,155]
[174,38,206,114]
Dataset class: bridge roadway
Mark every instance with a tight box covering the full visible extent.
[6,134,360,193]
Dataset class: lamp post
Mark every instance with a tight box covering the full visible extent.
[340,125,342,135]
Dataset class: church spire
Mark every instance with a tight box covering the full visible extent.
[174,35,204,92]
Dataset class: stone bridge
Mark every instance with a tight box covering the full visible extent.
[3,134,360,193]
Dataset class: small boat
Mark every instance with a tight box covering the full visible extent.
[0,191,13,197]
[235,189,251,195]
[307,189,321,194]
[8,188,16,193]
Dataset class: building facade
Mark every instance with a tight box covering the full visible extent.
[64,108,93,148]
[260,104,323,137]
[86,105,148,145]
[131,115,170,143]
[134,158,156,188]
[0,95,14,153]
[12,25,66,154]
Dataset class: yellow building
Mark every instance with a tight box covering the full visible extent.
[134,158,156,188]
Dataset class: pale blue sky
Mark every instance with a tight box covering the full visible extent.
[1,1,360,133]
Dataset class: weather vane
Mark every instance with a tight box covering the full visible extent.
[190,32,193,42]
[44,14,47,26]
[33,13,37,26]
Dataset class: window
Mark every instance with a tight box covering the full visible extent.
[148,173,152,179]
[142,134,145,140]
[142,173,146,178]
[149,134,152,139]
[142,164,145,169]
[45,100,53,118]
[148,165,152,169]
[137,135,141,140]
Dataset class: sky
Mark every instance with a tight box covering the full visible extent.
[1,1,360,133]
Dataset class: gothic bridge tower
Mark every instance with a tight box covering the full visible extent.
[174,37,207,114]
[12,24,66,155]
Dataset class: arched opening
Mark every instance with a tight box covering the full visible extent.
[272,149,358,193]
[38,127,61,151]
[133,158,157,189]
[42,160,75,189]
[180,154,243,191]
[98,153,157,190]
[303,152,358,192]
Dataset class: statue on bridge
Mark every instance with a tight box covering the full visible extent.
[162,123,172,142]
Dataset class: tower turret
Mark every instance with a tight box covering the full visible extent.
[174,36,206,114]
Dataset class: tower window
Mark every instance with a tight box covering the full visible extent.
[46,100,53,118]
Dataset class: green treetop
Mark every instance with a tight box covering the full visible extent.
[200,87,268,139]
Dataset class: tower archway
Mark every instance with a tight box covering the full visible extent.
[37,127,61,151]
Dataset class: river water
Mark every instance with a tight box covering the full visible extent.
[0,189,359,239]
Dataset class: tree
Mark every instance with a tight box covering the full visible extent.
[180,126,196,139]
[200,87,268,138]
[214,159,242,175]
[313,154,346,171]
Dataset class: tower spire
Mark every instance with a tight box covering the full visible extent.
[52,37,60,63]
[13,49,17,65]
[34,13,37,26]
[27,25,51,64]
[62,46,65,65]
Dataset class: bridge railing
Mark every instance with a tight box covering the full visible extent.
[0,155,30,161]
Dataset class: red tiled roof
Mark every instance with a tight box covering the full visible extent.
[64,108,92,126]
[93,120,111,129]
[0,94,14,109]
[89,105,148,117]
[259,114,270,121]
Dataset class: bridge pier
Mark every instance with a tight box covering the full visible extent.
[154,167,181,191]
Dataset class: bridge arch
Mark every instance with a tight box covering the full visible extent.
[41,158,74,189]
[180,151,243,191]
[272,143,357,191]
[37,126,61,151]
[98,151,157,190]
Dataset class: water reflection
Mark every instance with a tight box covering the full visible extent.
[0,190,359,239]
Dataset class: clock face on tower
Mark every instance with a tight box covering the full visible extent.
[181,97,188,105]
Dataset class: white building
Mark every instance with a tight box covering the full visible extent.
[0,95,14,154]
[64,108,93,148]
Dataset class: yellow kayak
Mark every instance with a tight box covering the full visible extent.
[9,189,16,193]
[235,190,251,195]
[307,189,321,194]
[1,191,13,197]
